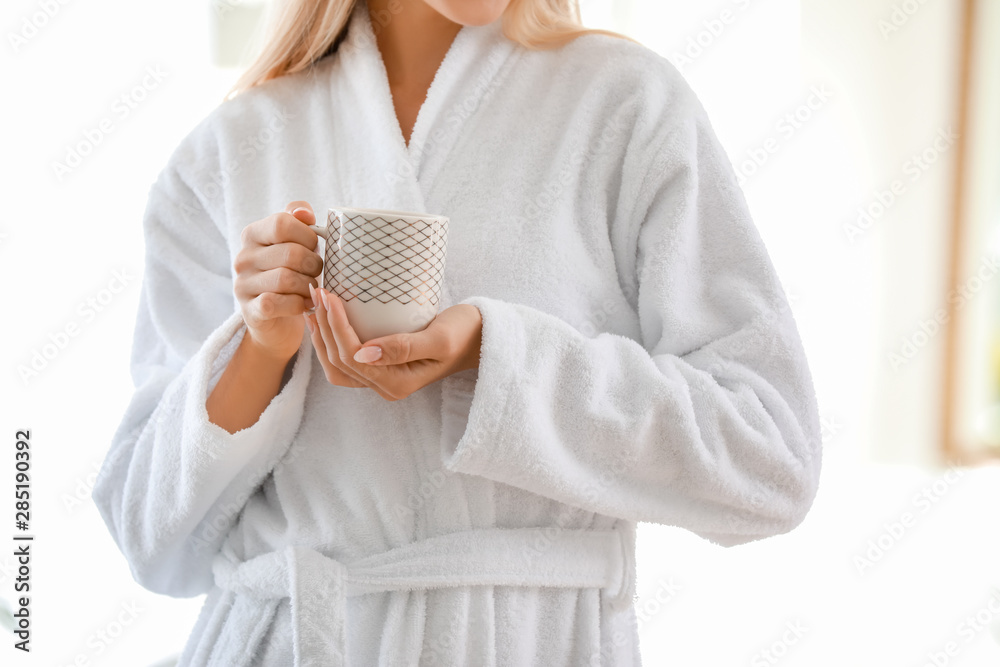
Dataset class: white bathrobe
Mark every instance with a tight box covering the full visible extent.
[92,1,823,664]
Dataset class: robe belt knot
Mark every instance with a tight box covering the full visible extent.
[208,524,636,666]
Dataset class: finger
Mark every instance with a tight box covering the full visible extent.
[303,312,366,387]
[246,293,311,325]
[320,287,363,353]
[312,284,376,388]
[319,288,408,397]
[311,284,337,362]
[239,266,315,301]
[238,242,324,279]
[243,211,319,251]
[285,202,318,252]
[352,329,444,366]
[319,287,372,373]
[285,200,316,225]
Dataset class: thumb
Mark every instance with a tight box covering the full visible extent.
[286,200,316,224]
[353,331,433,365]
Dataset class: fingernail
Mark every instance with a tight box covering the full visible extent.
[292,206,309,215]
[320,289,330,308]
[302,312,314,334]
[354,346,382,363]
[310,284,320,309]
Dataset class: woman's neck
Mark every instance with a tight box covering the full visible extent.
[366,0,463,91]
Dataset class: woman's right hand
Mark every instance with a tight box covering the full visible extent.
[233,201,323,362]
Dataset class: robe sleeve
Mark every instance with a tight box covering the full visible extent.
[439,76,822,547]
[92,154,314,597]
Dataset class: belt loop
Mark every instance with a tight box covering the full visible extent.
[607,521,637,613]
[289,545,349,667]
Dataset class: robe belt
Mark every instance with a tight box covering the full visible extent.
[207,524,636,667]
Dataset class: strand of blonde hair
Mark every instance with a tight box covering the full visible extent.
[225,0,637,101]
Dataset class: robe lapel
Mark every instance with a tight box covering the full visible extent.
[328,0,518,311]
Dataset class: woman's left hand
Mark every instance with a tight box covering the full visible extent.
[303,284,482,401]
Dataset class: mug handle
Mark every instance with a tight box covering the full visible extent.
[307,224,332,240]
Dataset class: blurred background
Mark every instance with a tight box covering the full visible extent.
[1,0,999,664]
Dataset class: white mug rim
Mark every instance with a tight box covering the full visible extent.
[329,206,449,223]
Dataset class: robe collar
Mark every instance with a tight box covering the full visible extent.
[330,0,518,215]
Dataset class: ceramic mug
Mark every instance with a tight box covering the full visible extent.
[309,207,449,343]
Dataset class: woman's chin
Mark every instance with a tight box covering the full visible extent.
[428,0,510,27]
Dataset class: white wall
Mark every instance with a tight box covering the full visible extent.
[806,0,961,467]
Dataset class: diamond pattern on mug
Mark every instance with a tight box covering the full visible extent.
[323,212,448,305]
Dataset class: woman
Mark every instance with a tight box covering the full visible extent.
[92,0,823,664]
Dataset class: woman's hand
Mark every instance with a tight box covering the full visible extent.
[234,201,323,362]
[303,285,483,401]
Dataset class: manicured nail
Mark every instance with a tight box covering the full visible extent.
[292,206,309,215]
[302,312,314,334]
[354,346,382,363]
[320,288,330,308]
[310,284,320,310]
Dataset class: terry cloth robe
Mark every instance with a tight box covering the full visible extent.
[92,1,823,665]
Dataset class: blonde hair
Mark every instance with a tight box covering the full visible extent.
[225,0,637,100]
